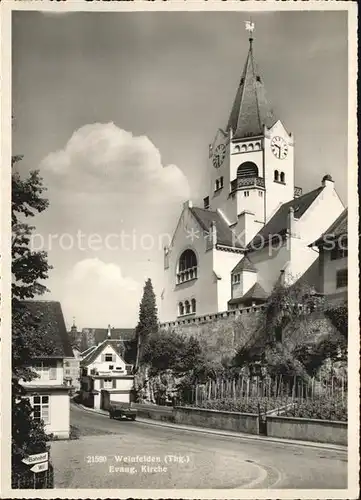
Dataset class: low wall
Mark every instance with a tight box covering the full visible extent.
[173,406,259,435]
[133,403,175,423]
[266,415,347,446]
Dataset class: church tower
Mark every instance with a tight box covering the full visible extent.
[206,23,295,246]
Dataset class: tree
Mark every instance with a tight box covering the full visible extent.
[134,278,158,370]
[12,156,53,486]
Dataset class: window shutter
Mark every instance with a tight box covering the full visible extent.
[100,379,104,389]
[49,367,57,380]
[112,379,116,389]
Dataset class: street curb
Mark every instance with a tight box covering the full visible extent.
[73,402,347,453]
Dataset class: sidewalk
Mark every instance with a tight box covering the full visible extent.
[74,402,347,453]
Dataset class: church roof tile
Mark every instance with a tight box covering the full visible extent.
[247,186,324,250]
[190,207,244,249]
[227,39,277,139]
[232,255,257,274]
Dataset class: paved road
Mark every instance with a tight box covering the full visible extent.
[50,404,347,489]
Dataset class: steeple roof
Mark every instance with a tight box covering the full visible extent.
[227,38,277,140]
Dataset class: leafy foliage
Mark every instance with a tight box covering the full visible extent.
[11,156,52,483]
[142,329,204,376]
[233,281,346,379]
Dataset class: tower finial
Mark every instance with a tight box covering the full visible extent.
[245,19,255,45]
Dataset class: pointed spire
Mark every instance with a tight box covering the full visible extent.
[227,25,277,140]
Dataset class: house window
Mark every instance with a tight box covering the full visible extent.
[185,300,191,314]
[220,176,224,188]
[233,274,241,284]
[103,378,114,389]
[109,365,114,370]
[177,249,198,284]
[33,361,57,380]
[116,366,123,371]
[104,354,113,362]
[178,302,184,316]
[280,172,285,183]
[274,170,279,182]
[330,238,348,260]
[64,361,70,367]
[258,191,263,197]
[244,191,250,197]
[215,179,219,191]
[65,369,70,375]
[191,298,196,313]
[336,269,347,289]
[32,395,50,424]
[203,196,210,209]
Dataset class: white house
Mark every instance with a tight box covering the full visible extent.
[20,301,74,439]
[160,31,345,323]
[80,326,135,409]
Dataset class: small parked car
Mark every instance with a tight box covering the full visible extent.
[108,402,137,421]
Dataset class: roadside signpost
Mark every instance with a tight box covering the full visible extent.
[22,451,50,488]
[22,451,49,467]
[30,462,49,473]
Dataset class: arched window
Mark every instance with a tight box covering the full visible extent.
[274,170,279,182]
[241,145,247,153]
[177,249,198,284]
[254,142,261,150]
[178,302,184,316]
[191,298,196,313]
[237,162,259,178]
[185,300,191,314]
[234,145,240,153]
[280,172,285,183]
[215,179,219,191]
[248,143,254,151]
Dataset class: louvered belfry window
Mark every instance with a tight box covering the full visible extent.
[237,162,259,178]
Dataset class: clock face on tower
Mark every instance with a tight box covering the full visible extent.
[271,136,288,160]
[212,144,226,168]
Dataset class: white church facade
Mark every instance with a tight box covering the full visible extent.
[160,30,345,324]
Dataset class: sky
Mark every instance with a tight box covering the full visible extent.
[12,10,348,330]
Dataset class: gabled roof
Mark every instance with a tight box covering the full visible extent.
[190,207,244,249]
[20,300,74,358]
[248,187,324,250]
[82,328,135,344]
[310,208,347,247]
[227,39,277,140]
[232,255,257,274]
[81,339,136,366]
[242,282,268,301]
[228,283,268,305]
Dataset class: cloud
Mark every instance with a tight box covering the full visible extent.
[41,122,190,204]
[62,258,141,328]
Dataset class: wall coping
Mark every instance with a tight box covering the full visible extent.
[174,405,258,418]
[267,415,347,426]
[160,304,266,328]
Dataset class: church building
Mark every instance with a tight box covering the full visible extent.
[160,25,345,323]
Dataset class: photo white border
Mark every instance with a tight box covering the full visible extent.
[1,1,359,498]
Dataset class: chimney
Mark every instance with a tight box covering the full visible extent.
[321,174,334,189]
[107,324,111,339]
[183,200,193,210]
[287,206,295,237]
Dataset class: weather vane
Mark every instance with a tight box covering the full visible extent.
[245,20,255,34]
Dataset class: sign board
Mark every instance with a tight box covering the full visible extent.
[30,461,49,474]
[22,452,49,466]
